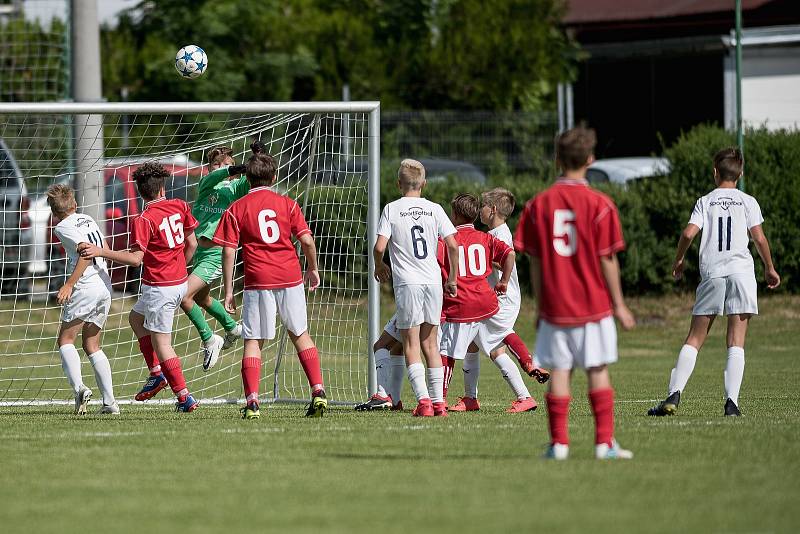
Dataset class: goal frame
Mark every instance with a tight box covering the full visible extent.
[0,101,381,402]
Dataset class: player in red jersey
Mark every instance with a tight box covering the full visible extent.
[514,126,636,459]
[79,162,200,412]
[213,152,327,419]
[437,194,538,413]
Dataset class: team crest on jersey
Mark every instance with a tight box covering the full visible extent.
[400,207,432,221]
[710,197,743,211]
[208,193,219,205]
[75,217,91,228]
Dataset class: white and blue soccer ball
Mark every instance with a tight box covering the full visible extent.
[175,45,208,79]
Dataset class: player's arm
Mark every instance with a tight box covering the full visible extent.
[672,223,700,280]
[222,246,237,313]
[443,234,459,297]
[78,242,144,267]
[749,225,780,289]
[197,165,245,199]
[56,253,92,305]
[184,230,197,264]
[298,233,320,291]
[373,235,391,283]
[494,250,515,295]
[599,254,635,330]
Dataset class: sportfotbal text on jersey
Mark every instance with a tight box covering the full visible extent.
[709,197,744,210]
[399,207,433,219]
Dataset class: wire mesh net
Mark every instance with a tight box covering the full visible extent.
[0,109,372,406]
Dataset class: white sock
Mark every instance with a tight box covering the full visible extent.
[668,344,698,394]
[407,362,430,402]
[532,354,542,368]
[724,346,745,405]
[59,344,83,393]
[427,366,444,404]
[374,348,391,398]
[88,350,116,405]
[493,353,530,400]
[463,351,480,398]
[388,356,405,405]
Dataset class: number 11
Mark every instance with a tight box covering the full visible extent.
[718,216,732,252]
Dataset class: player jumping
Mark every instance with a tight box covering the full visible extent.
[514,126,636,460]
[214,152,328,419]
[374,159,460,417]
[80,162,200,412]
[47,185,119,415]
[648,147,780,417]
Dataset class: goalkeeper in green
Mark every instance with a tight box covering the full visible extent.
[181,142,263,370]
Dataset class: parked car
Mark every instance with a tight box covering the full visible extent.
[37,156,203,294]
[315,156,487,185]
[0,139,31,297]
[587,157,670,186]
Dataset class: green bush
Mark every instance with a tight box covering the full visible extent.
[378,125,800,295]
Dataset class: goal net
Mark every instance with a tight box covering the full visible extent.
[0,102,380,406]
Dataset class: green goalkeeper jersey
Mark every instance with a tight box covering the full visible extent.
[192,166,250,241]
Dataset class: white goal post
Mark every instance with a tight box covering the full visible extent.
[0,101,380,406]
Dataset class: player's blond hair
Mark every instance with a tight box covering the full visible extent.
[207,145,234,167]
[397,158,426,192]
[451,193,480,223]
[481,188,515,219]
[46,184,76,216]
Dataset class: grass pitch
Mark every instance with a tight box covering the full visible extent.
[1,295,799,533]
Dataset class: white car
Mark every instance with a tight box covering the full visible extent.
[587,157,670,186]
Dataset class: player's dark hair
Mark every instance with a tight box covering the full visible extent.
[556,126,597,171]
[451,193,480,223]
[207,145,234,167]
[713,147,744,182]
[246,153,278,187]
[132,162,169,201]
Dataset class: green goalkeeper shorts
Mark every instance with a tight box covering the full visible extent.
[190,246,223,285]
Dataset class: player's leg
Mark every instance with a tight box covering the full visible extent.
[490,347,537,413]
[130,309,168,401]
[150,330,197,412]
[504,332,550,383]
[180,274,224,371]
[278,284,326,417]
[453,342,480,411]
[81,322,118,414]
[57,319,91,414]
[648,314,715,416]
[438,322,470,411]
[396,285,433,416]
[537,319,571,459]
[356,328,398,411]
[191,247,241,349]
[420,321,446,416]
[388,342,406,410]
[723,313,750,416]
[238,289,274,419]
[587,365,632,460]
[240,339,264,420]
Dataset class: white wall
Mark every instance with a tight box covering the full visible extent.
[741,46,800,130]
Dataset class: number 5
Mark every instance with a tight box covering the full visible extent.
[553,209,576,257]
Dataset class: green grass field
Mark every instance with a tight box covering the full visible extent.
[1,295,799,533]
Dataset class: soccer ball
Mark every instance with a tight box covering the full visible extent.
[175,45,208,79]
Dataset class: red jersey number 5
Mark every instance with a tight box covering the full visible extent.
[258,209,280,243]
[158,214,185,249]
[553,209,576,257]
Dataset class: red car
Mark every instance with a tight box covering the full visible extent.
[49,158,204,292]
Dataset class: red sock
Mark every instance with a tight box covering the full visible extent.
[161,357,188,398]
[589,388,615,447]
[545,393,571,445]
[441,355,455,400]
[504,333,533,368]
[137,336,161,375]
[241,357,261,403]
[297,347,324,392]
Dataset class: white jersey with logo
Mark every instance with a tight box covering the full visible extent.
[488,223,521,312]
[688,188,763,280]
[54,213,111,287]
[377,196,456,287]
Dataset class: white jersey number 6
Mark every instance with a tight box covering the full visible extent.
[258,209,280,243]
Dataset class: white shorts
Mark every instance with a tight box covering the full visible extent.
[61,281,112,328]
[535,316,618,370]
[394,284,443,330]
[482,304,518,341]
[693,274,758,316]
[383,314,402,342]
[132,282,187,334]
[242,284,308,340]
[439,320,505,360]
